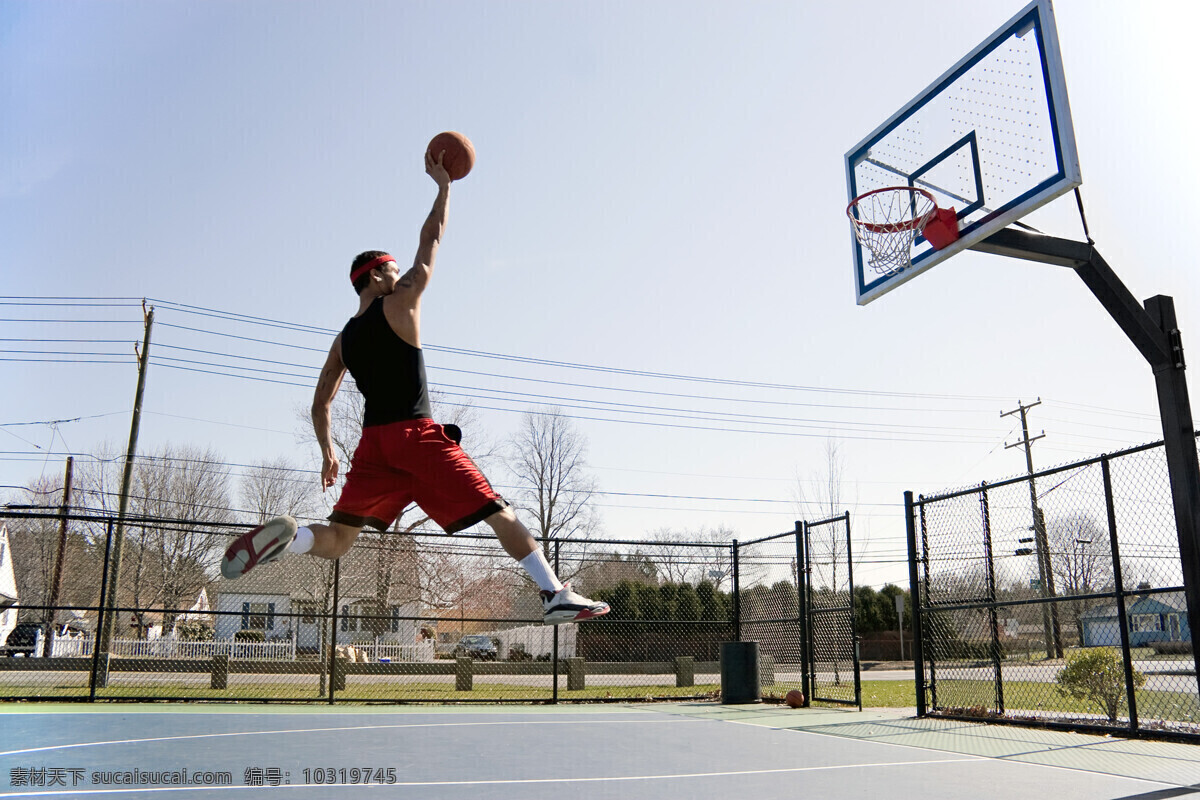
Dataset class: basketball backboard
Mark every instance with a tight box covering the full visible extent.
[846,0,1081,305]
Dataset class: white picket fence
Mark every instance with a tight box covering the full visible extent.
[41,632,435,663]
[486,624,576,660]
[47,634,295,661]
[358,641,435,662]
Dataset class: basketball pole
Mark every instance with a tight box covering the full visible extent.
[973,227,1200,688]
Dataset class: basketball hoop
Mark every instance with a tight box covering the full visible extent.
[846,186,939,276]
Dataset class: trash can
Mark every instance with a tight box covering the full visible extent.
[720,641,760,704]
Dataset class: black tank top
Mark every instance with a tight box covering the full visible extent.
[340,298,432,426]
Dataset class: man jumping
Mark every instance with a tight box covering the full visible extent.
[220,150,609,625]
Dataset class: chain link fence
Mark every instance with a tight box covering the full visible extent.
[909,436,1200,738]
[0,511,844,705]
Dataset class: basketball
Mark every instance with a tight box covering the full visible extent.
[426,131,475,181]
[785,689,804,708]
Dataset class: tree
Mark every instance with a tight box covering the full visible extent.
[574,550,658,592]
[240,456,321,524]
[508,407,600,557]
[794,439,859,600]
[641,525,740,590]
[74,443,233,637]
[128,444,233,635]
[1056,647,1145,722]
[1047,513,1111,643]
[5,475,102,629]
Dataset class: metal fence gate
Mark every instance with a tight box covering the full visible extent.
[799,513,860,707]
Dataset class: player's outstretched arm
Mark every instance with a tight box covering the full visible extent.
[312,335,347,490]
[403,150,452,293]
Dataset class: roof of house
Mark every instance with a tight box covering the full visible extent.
[1078,591,1187,620]
[212,538,421,605]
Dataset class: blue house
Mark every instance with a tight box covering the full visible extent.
[1080,591,1191,647]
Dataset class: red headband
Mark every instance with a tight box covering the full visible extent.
[350,254,396,284]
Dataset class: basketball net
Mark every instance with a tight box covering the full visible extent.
[846,187,938,276]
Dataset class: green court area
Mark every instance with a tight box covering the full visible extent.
[2,677,1195,726]
[0,679,724,702]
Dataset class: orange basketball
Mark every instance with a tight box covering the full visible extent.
[426,131,475,181]
[785,689,805,708]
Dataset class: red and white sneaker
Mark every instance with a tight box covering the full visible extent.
[220,516,298,579]
[541,583,610,625]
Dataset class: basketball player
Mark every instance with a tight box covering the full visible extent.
[220,150,609,625]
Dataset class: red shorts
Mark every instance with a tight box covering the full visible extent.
[330,418,506,533]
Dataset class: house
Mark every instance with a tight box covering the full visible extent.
[211,541,423,654]
[122,589,212,640]
[0,525,19,646]
[1080,591,1191,647]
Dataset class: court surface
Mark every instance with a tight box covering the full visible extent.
[1,703,1198,799]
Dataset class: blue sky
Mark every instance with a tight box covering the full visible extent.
[3,0,1199,589]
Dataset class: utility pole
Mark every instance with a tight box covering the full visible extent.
[1002,398,1063,658]
[97,303,154,681]
[44,456,73,657]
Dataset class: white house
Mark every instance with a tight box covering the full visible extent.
[0,524,18,646]
[212,545,423,655]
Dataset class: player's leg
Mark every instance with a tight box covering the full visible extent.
[221,518,365,579]
[410,420,610,624]
[295,521,361,559]
[483,507,610,625]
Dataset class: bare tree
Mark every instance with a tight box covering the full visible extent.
[1047,513,1112,644]
[507,407,600,559]
[240,457,322,524]
[71,444,232,636]
[6,475,101,629]
[132,445,233,635]
[794,439,860,684]
[794,439,862,590]
[639,525,740,590]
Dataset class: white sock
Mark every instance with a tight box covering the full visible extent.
[519,550,564,594]
[287,526,314,554]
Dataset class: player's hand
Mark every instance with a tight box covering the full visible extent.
[426,149,451,187]
[321,453,340,490]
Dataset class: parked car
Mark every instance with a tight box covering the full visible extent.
[452,634,498,661]
[2,623,44,657]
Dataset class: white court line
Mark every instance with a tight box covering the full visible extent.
[0,758,982,797]
[709,716,1180,790]
[0,718,700,758]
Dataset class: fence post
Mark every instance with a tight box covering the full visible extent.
[980,485,1005,714]
[732,540,741,642]
[759,654,775,688]
[796,521,811,706]
[844,511,862,711]
[89,518,116,698]
[327,558,341,705]
[333,655,347,691]
[1102,456,1139,731]
[566,657,585,691]
[455,657,473,691]
[211,654,228,690]
[675,656,694,688]
[904,492,927,717]
[552,539,561,703]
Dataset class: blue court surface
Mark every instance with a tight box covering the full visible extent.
[1,703,1198,799]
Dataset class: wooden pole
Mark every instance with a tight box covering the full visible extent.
[44,456,73,657]
[97,304,154,664]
